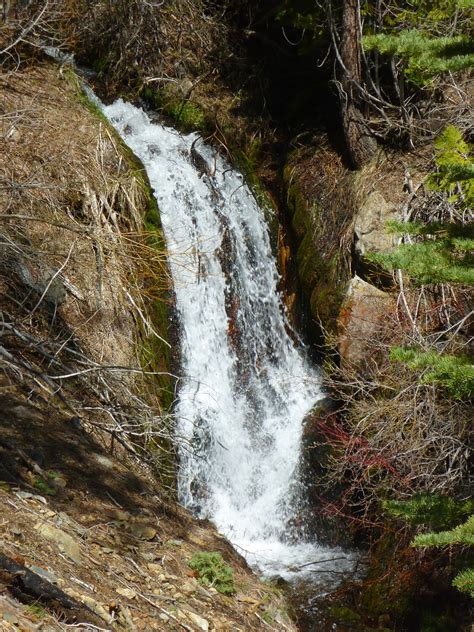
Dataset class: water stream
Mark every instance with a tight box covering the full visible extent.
[102,99,355,581]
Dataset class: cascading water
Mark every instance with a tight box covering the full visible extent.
[102,99,355,580]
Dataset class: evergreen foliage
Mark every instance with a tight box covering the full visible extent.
[383,495,474,530]
[428,125,474,208]
[372,126,473,284]
[189,551,236,595]
[368,241,474,284]
[363,30,474,85]
[412,514,474,547]
[389,347,474,399]
[386,497,474,600]
[452,568,474,599]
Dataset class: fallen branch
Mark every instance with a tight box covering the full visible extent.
[0,553,106,627]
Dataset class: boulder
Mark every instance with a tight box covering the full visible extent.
[338,276,394,367]
[354,191,398,259]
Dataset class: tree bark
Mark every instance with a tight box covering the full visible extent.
[338,0,377,169]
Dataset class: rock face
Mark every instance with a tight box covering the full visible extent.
[338,275,394,367]
[354,190,398,262]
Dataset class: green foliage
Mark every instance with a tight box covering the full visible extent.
[188,551,236,595]
[428,126,474,208]
[375,126,473,285]
[26,604,47,619]
[166,100,206,130]
[274,0,328,49]
[34,478,57,496]
[388,498,474,600]
[368,241,474,284]
[386,220,474,239]
[389,347,474,399]
[375,0,474,32]
[452,568,474,598]
[383,495,474,530]
[363,30,474,85]
[412,514,474,547]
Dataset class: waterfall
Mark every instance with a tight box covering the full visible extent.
[102,99,354,580]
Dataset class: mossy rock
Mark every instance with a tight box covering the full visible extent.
[285,178,310,239]
[296,232,324,292]
[140,85,209,133]
[328,606,362,626]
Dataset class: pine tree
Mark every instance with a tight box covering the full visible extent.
[369,125,473,284]
[385,497,474,600]
[363,30,474,86]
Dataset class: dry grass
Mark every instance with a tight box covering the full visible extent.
[318,294,472,520]
[0,61,176,481]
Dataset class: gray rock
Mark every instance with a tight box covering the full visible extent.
[35,523,82,564]
[186,611,209,631]
[354,191,397,258]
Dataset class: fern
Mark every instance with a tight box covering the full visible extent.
[189,551,236,595]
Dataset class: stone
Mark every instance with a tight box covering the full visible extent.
[116,587,137,600]
[129,523,157,541]
[80,595,112,623]
[29,565,59,584]
[147,563,162,574]
[354,191,397,259]
[35,523,82,563]
[338,275,394,367]
[181,580,197,594]
[186,611,209,631]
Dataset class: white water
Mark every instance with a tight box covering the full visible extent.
[102,99,355,580]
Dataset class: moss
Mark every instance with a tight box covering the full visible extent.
[140,85,208,133]
[233,147,279,252]
[328,606,361,625]
[296,231,323,292]
[419,611,459,632]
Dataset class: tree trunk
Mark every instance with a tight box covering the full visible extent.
[338,0,376,169]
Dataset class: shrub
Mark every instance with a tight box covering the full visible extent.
[189,551,236,595]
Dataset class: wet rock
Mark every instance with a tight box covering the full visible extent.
[28,565,58,584]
